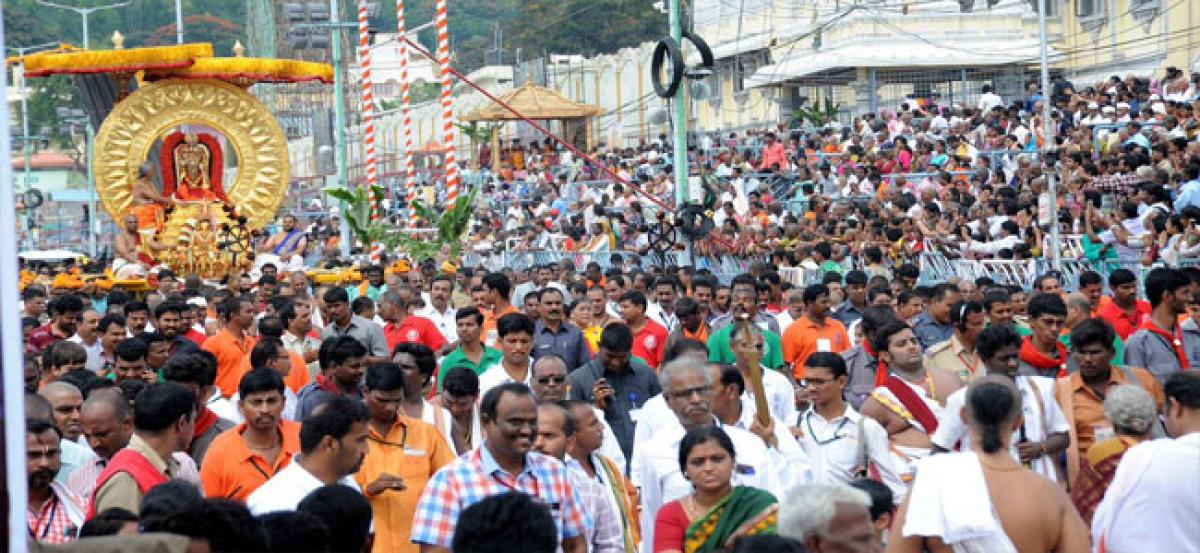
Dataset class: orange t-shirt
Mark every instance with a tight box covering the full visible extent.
[781,315,851,379]
[199,420,301,502]
[481,304,520,348]
[235,350,311,394]
[202,329,255,398]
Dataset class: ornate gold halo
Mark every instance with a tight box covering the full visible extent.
[94,78,288,230]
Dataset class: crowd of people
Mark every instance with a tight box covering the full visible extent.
[14,67,1200,552]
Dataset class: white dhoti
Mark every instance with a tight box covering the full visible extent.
[903,452,1018,553]
[254,253,306,273]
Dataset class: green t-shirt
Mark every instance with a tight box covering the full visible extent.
[707,324,784,370]
[437,344,503,392]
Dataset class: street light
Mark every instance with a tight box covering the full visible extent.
[8,41,58,250]
[57,108,97,257]
[34,0,131,50]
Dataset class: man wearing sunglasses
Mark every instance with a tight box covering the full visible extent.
[532,355,625,473]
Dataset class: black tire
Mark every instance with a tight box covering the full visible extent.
[681,31,714,70]
[651,37,685,99]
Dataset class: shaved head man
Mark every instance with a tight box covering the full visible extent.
[40,382,84,442]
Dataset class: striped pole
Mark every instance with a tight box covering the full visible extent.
[396,0,418,226]
[356,0,379,222]
[434,0,459,209]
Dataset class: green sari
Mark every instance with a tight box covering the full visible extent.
[682,486,779,552]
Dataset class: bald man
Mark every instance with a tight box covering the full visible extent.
[40,382,85,444]
[26,392,96,486]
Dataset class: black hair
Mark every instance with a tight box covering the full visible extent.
[930,283,961,303]
[618,290,648,310]
[238,367,286,399]
[123,300,150,316]
[81,377,118,399]
[46,340,87,368]
[870,320,912,355]
[98,313,126,334]
[966,378,1020,454]
[480,382,534,421]
[1144,267,1190,308]
[365,362,405,392]
[162,352,216,388]
[1108,268,1137,288]
[351,296,374,315]
[715,364,745,394]
[1164,370,1200,409]
[392,342,437,378]
[805,351,848,379]
[663,337,707,365]
[950,301,985,330]
[136,332,168,347]
[537,287,564,302]
[678,425,737,474]
[850,478,895,521]
[78,507,138,538]
[139,480,203,533]
[258,316,285,339]
[1026,293,1067,319]
[114,338,148,363]
[250,338,285,370]
[299,395,369,454]
[451,492,557,553]
[443,366,480,397]
[455,306,485,325]
[116,378,149,406]
[1078,270,1103,288]
[537,400,575,437]
[297,484,373,553]
[803,283,829,304]
[259,511,330,552]
[50,294,84,315]
[159,498,267,552]
[154,301,187,320]
[981,289,1011,312]
[322,286,350,305]
[278,302,301,329]
[975,324,1022,360]
[326,335,368,368]
[133,382,196,433]
[482,272,513,298]
[497,312,535,339]
[599,323,634,352]
[26,417,62,440]
[844,270,869,286]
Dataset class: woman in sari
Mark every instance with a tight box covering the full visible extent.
[1070,384,1157,524]
[654,427,778,553]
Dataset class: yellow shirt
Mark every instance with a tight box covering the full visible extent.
[354,415,455,553]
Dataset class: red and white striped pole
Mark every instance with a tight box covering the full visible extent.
[396,0,418,227]
[356,0,379,225]
[434,0,459,209]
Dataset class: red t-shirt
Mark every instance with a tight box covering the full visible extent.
[1095,298,1150,340]
[27,323,66,353]
[184,327,208,346]
[631,319,669,369]
[384,315,448,354]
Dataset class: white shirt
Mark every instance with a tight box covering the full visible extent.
[1091,433,1200,553]
[750,367,798,425]
[69,334,106,372]
[477,359,534,399]
[796,404,907,502]
[978,92,1003,115]
[246,454,362,515]
[931,376,1068,482]
[726,397,814,484]
[415,304,458,343]
[634,420,790,553]
[645,303,678,333]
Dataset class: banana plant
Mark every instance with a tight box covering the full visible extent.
[324,184,399,249]
[393,182,481,262]
[792,97,842,127]
[454,122,496,143]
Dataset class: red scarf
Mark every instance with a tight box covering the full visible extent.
[882,375,939,434]
[192,408,219,441]
[862,341,888,387]
[1137,319,1190,370]
[1019,337,1068,378]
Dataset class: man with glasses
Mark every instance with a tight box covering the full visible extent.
[1017,294,1071,378]
[633,356,803,552]
[794,353,905,502]
[532,355,625,472]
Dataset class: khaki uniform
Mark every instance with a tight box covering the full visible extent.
[924,334,983,384]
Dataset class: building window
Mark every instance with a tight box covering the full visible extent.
[733,58,747,94]
[1028,0,1059,17]
[1076,0,1099,17]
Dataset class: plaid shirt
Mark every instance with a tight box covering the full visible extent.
[411,443,592,549]
[1091,172,1142,194]
[27,484,84,544]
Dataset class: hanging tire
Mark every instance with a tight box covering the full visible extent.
[651,37,685,99]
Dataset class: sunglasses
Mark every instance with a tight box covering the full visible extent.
[536,375,566,385]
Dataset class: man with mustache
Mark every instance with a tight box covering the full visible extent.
[29,294,83,353]
[247,394,369,514]
[26,418,87,544]
[200,367,301,502]
[412,382,591,553]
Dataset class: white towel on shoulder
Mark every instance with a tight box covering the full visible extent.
[902,452,1017,553]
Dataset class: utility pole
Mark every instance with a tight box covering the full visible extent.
[87,123,96,257]
[1037,0,1059,271]
[9,42,57,249]
[669,0,690,266]
[175,0,185,44]
[35,0,131,49]
[331,0,352,257]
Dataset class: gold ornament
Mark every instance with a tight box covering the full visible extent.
[93,78,288,230]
